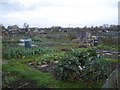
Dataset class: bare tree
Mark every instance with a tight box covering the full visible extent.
[23,23,29,30]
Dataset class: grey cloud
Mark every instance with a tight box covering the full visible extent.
[0,1,42,14]
[0,1,25,13]
[25,2,66,10]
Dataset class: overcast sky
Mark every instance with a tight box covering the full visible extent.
[0,0,119,28]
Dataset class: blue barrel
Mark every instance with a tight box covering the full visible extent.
[24,40,31,48]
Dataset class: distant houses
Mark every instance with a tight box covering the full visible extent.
[8,25,19,33]
[50,26,66,32]
[1,24,119,37]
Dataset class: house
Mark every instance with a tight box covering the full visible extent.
[7,25,19,31]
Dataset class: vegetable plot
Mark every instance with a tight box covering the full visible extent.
[3,47,56,59]
[54,48,112,82]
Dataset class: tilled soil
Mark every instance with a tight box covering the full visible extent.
[4,78,40,89]
[32,62,56,76]
[28,61,60,81]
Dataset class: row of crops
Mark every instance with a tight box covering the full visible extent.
[3,47,57,59]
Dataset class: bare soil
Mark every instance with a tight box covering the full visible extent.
[2,71,40,89]
[3,78,40,89]
[32,62,56,76]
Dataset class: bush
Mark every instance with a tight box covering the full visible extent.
[55,48,112,82]
[54,55,82,81]
[83,53,112,81]
[68,49,88,68]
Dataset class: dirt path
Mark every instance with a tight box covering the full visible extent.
[97,50,119,60]
[3,78,40,89]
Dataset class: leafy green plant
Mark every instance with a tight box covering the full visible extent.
[3,47,56,59]
[54,55,82,81]
[87,48,98,57]
[55,48,112,82]
[83,55,112,81]
[68,49,88,67]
